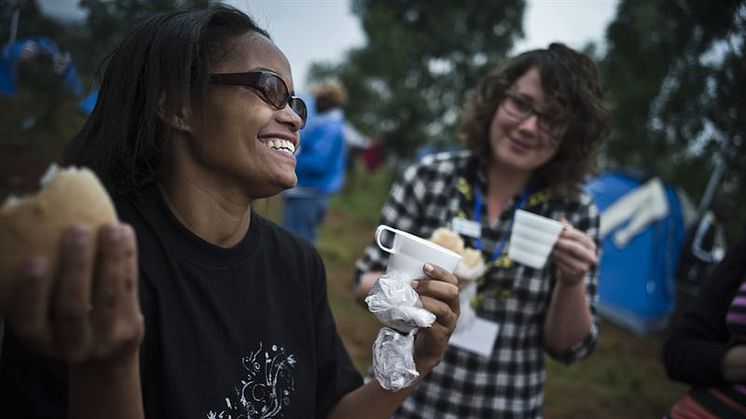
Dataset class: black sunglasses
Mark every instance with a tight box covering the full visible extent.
[209,70,307,128]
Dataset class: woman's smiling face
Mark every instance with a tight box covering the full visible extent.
[488,67,566,174]
[177,32,304,199]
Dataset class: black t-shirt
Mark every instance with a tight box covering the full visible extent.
[0,183,362,418]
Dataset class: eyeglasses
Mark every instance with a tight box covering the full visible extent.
[209,70,307,128]
[501,92,566,140]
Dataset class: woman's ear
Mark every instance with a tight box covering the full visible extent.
[157,95,193,133]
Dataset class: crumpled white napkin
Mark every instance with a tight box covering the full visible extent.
[371,327,419,391]
[366,270,435,391]
[365,271,436,333]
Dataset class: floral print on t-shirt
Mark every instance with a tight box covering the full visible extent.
[207,343,296,419]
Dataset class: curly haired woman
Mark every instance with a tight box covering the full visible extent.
[354,43,609,418]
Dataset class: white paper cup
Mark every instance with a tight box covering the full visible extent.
[507,210,564,269]
[376,225,462,280]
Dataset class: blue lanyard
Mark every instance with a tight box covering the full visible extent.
[473,187,530,262]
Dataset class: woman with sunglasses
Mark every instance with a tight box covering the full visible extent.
[0,5,459,419]
[354,43,608,418]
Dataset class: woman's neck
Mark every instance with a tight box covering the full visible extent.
[158,169,252,249]
[484,160,532,225]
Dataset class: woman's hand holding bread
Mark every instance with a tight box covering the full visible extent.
[8,223,144,366]
[1,166,144,367]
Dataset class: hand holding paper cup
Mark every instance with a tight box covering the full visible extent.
[366,225,462,331]
[368,225,462,391]
[507,210,564,269]
[375,225,462,280]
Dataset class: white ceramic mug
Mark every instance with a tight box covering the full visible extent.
[507,210,564,269]
[375,225,462,280]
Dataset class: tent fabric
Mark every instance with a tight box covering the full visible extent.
[600,177,669,246]
[586,172,687,336]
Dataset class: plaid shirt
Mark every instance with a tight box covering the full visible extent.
[355,151,600,418]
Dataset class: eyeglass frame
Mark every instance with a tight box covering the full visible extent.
[208,70,307,128]
[500,92,567,141]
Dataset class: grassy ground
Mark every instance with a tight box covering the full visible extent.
[261,162,689,418]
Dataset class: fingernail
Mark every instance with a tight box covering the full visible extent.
[411,280,419,289]
[424,263,433,273]
[68,225,90,246]
[107,225,123,244]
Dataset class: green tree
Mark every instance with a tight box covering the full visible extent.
[308,0,525,158]
[601,0,745,239]
[76,0,209,76]
[0,0,210,197]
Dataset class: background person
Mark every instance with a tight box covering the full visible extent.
[354,43,608,418]
[672,194,734,324]
[663,233,746,418]
[0,5,459,419]
[282,81,348,244]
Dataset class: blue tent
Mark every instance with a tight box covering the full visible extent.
[585,172,690,336]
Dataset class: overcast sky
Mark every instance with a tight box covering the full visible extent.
[36,0,619,92]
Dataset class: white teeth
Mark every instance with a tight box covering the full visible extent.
[264,138,296,155]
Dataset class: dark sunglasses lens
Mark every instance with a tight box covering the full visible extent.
[260,74,288,108]
[257,72,305,126]
[291,98,307,127]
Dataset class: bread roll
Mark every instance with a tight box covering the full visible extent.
[460,248,483,268]
[0,165,118,313]
[429,227,465,255]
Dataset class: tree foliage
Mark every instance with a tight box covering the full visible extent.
[0,0,210,194]
[77,0,209,76]
[307,0,525,157]
[601,0,745,237]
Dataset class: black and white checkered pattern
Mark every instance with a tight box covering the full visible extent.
[355,151,600,418]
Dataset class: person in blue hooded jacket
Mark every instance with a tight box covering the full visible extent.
[282,81,348,244]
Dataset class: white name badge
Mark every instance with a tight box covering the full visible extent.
[448,317,499,358]
[451,217,481,239]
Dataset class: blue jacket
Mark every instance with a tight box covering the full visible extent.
[292,108,347,194]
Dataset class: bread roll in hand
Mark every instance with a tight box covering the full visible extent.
[0,165,118,313]
[429,227,486,283]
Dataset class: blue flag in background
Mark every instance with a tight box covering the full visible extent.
[0,37,83,98]
[0,39,39,96]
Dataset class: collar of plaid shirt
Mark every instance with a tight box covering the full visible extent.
[455,160,554,306]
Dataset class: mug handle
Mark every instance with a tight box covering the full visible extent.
[375,225,397,254]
